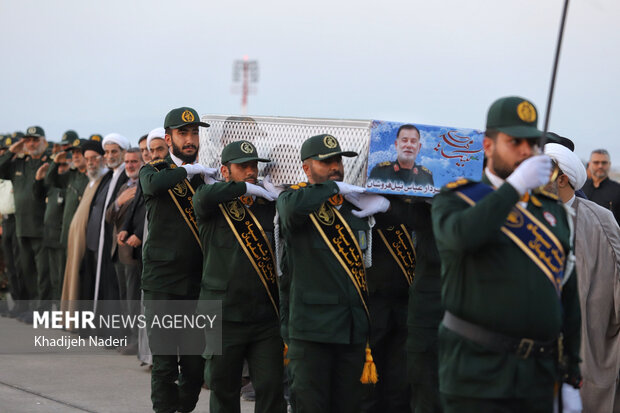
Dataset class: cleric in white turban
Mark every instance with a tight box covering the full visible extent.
[545,141,620,413]
[544,143,587,191]
[102,132,130,151]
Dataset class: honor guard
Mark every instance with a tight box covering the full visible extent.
[140,107,211,413]
[368,124,434,187]
[193,140,286,413]
[432,97,582,412]
[0,127,50,320]
[277,134,387,413]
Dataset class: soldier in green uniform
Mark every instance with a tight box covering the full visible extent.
[193,140,286,413]
[45,138,89,250]
[0,134,24,317]
[361,195,417,413]
[140,107,210,413]
[431,96,582,412]
[33,158,70,303]
[277,134,379,413]
[59,130,79,151]
[406,200,443,413]
[0,126,50,319]
[368,124,434,188]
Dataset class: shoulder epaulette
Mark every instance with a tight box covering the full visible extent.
[533,188,559,201]
[421,166,432,174]
[443,178,473,190]
[377,161,391,167]
[148,159,166,166]
[289,182,308,190]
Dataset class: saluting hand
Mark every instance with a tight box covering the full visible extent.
[8,138,25,154]
[335,181,365,196]
[54,151,67,164]
[35,163,50,181]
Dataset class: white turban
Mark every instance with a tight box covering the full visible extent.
[102,133,130,151]
[146,127,166,150]
[544,143,587,190]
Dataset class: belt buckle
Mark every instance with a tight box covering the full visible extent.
[516,338,534,359]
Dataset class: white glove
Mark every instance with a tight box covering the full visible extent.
[561,383,582,413]
[335,181,365,196]
[347,193,391,218]
[245,182,276,201]
[181,163,205,176]
[506,155,552,195]
[263,175,285,197]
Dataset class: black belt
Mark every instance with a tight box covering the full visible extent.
[442,311,557,359]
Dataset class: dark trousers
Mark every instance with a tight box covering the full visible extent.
[408,350,441,413]
[287,339,365,413]
[47,247,65,302]
[2,215,23,308]
[204,320,286,413]
[114,260,141,344]
[441,393,554,413]
[17,236,49,308]
[144,290,205,413]
[361,296,410,413]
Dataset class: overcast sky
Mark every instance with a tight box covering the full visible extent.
[1,0,618,163]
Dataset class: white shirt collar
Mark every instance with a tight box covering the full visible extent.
[484,167,505,188]
[565,194,576,207]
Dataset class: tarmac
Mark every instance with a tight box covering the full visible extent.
[0,314,256,413]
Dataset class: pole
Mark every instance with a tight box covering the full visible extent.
[540,0,570,148]
[242,55,249,115]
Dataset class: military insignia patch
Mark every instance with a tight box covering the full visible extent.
[181,110,195,123]
[445,178,470,189]
[413,167,418,174]
[6,138,11,145]
[323,135,338,149]
[27,127,37,135]
[240,141,253,154]
[543,211,557,227]
[72,139,80,147]
[394,164,399,172]
[517,101,536,122]
[378,161,390,167]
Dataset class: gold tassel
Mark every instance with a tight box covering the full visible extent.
[283,343,290,367]
[360,344,378,384]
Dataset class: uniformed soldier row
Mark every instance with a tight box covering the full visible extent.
[0,96,586,413]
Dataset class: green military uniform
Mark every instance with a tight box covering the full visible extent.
[277,134,370,413]
[194,140,286,413]
[361,196,414,413]
[0,135,24,316]
[0,127,49,308]
[140,107,209,413]
[431,97,581,413]
[405,201,443,413]
[33,174,66,302]
[45,139,89,247]
[368,161,434,187]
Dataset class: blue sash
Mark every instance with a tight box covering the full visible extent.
[456,183,565,296]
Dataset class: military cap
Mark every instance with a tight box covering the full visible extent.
[82,140,104,156]
[221,140,270,164]
[61,130,79,145]
[89,134,103,142]
[164,107,210,129]
[300,134,357,161]
[0,135,7,149]
[12,131,24,140]
[67,138,89,152]
[486,96,542,139]
[545,132,575,152]
[24,126,45,138]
